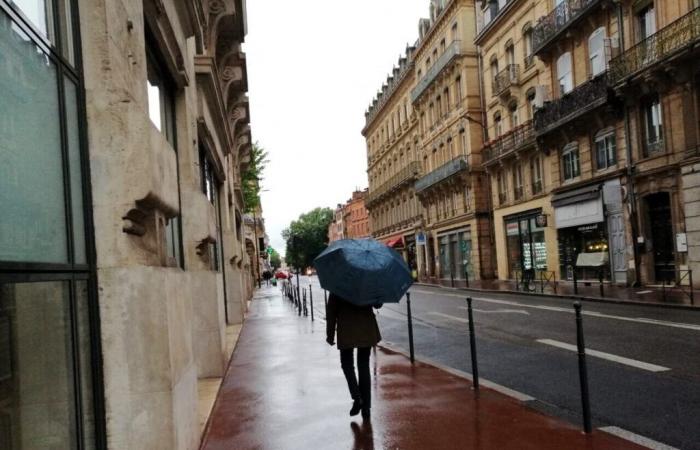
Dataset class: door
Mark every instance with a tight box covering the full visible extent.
[646,193,674,282]
[607,212,627,284]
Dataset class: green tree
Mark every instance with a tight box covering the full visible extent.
[242,142,269,213]
[269,248,282,270]
[282,207,334,270]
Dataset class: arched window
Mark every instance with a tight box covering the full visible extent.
[557,52,573,95]
[594,128,617,170]
[561,141,580,181]
[588,27,607,77]
[494,111,502,137]
[522,22,534,67]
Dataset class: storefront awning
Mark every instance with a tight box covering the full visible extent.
[384,235,405,248]
[551,184,601,207]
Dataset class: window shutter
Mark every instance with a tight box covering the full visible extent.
[557,52,572,94]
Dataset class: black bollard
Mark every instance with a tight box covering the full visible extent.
[303,289,307,316]
[406,292,415,364]
[450,271,455,288]
[574,302,592,433]
[465,267,470,288]
[690,271,695,306]
[573,266,578,295]
[466,297,479,390]
[296,271,301,306]
[309,284,314,321]
[599,269,604,297]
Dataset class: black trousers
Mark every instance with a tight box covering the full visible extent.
[340,347,371,409]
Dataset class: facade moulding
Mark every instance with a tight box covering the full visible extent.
[195,56,235,153]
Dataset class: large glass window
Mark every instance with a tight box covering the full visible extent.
[642,94,663,155]
[557,52,573,95]
[588,27,607,77]
[595,130,616,170]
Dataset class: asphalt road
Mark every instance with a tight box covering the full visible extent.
[287,276,700,450]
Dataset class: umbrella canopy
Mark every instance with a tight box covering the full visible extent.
[313,238,412,306]
[274,271,288,279]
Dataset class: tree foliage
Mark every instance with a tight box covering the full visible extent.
[269,248,282,270]
[282,207,334,270]
[242,142,269,213]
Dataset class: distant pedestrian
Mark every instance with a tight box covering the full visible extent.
[326,292,382,420]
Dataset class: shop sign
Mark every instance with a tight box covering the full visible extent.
[577,224,599,233]
[535,214,547,228]
[506,222,520,236]
[416,232,426,245]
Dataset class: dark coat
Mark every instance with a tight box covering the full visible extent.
[326,293,381,350]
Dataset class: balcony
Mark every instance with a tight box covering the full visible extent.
[414,156,469,194]
[493,64,520,97]
[532,0,602,56]
[533,75,611,136]
[483,121,535,165]
[477,0,515,39]
[411,40,463,103]
[609,7,700,86]
[366,161,422,207]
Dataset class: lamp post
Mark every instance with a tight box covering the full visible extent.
[253,209,261,288]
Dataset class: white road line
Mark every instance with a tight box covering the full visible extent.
[536,339,670,372]
[599,426,679,450]
[428,311,470,323]
[459,306,530,315]
[410,290,700,332]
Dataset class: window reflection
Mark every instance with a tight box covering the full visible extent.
[11,0,54,40]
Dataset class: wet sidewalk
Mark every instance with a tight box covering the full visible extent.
[420,278,697,309]
[200,286,644,450]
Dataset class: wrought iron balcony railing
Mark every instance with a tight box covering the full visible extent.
[609,7,700,85]
[493,64,520,96]
[533,74,610,136]
[484,120,535,164]
[414,155,469,194]
[411,40,463,103]
[366,161,422,207]
[532,0,602,55]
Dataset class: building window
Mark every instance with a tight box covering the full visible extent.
[443,87,450,113]
[146,45,176,146]
[509,102,519,128]
[455,76,462,103]
[595,129,617,170]
[513,164,523,200]
[642,94,663,155]
[494,112,503,137]
[562,142,581,181]
[557,52,573,95]
[637,4,656,41]
[451,22,458,40]
[490,58,499,96]
[440,38,446,52]
[531,156,543,194]
[588,27,607,77]
[523,24,534,67]
[199,145,217,204]
[460,129,467,155]
[526,87,537,119]
[497,171,507,205]
[436,95,442,118]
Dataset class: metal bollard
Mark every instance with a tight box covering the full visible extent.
[662,277,666,302]
[464,267,470,288]
[573,266,578,295]
[309,284,314,321]
[297,289,302,316]
[574,302,592,433]
[450,272,455,288]
[540,271,544,294]
[515,270,520,292]
[406,292,415,364]
[690,271,695,306]
[303,289,307,316]
[599,270,604,297]
[466,297,479,390]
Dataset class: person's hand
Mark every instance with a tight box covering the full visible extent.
[326,336,335,346]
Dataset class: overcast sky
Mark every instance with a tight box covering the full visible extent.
[245,0,429,255]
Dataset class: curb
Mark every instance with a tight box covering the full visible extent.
[414,283,699,311]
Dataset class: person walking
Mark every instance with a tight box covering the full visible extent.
[326,292,382,420]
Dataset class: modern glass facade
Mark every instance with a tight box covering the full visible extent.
[438,230,472,280]
[0,1,102,448]
[505,213,547,278]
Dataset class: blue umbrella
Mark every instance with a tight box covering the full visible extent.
[313,238,413,306]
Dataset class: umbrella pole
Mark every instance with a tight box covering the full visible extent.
[406,292,415,364]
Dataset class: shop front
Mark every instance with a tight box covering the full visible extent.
[553,184,611,281]
[504,211,548,279]
[437,228,473,282]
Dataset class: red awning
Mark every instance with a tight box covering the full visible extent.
[384,235,405,248]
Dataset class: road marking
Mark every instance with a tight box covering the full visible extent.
[599,426,679,450]
[410,290,700,332]
[428,312,470,323]
[636,290,653,294]
[536,339,670,372]
[460,306,530,315]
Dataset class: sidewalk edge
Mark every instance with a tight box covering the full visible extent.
[414,283,699,311]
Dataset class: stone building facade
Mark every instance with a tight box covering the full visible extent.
[328,203,346,243]
[0,0,261,449]
[364,0,492,284]
[344,189,370,239]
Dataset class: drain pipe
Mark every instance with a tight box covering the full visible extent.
[617,1,641,286]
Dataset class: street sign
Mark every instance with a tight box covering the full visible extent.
[266,247,274,255]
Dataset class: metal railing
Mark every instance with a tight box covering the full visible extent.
[483,120,535,163]
[533,74,610,136]
[414,155,469,193]
[609,7,700,85]
[411,40,462,103]
[493,64,520,96]
[515,269,557,293]
[532,0,602,55]
[366,161,422,207]
[659,269,695,305]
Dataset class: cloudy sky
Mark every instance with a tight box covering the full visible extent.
[245,0,429,255]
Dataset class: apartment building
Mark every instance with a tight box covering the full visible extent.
[344,189,371,239]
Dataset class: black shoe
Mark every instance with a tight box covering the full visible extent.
[361,407,371,420]
[350,398,363,416]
